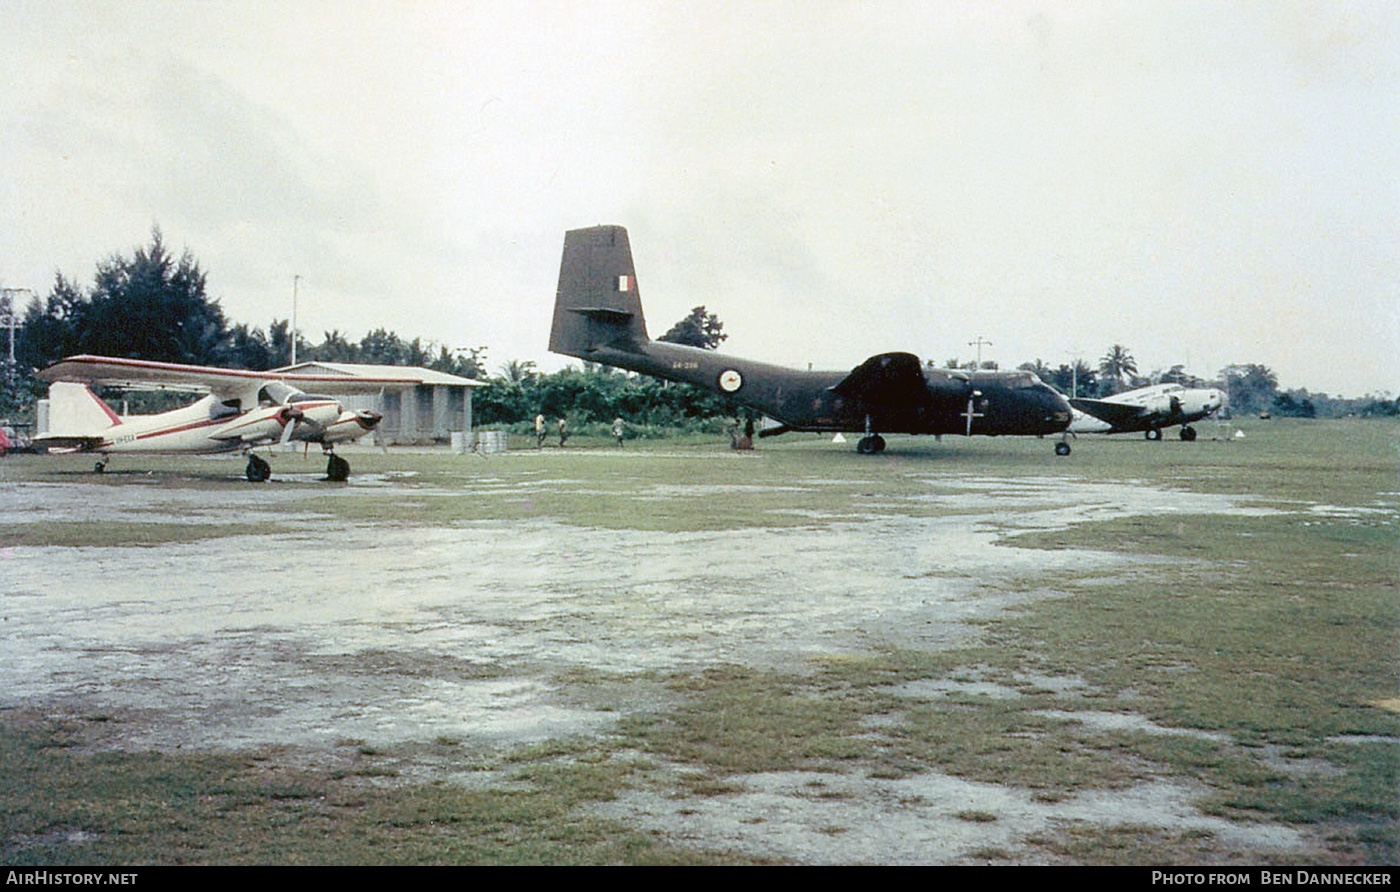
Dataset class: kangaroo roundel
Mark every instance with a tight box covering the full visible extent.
[719,369,743,392]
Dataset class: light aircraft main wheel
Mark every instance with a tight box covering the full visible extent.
[1145,428,1163,441]
[1179,425,1197,441]
[94,461,105,474]
[1055,441,1072,456]
[246,454,271,483]
[326,453,350,482]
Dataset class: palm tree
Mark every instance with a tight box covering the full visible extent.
[499,359,538,383]
[1018,359,1055,382]
[1099,345,1137,394]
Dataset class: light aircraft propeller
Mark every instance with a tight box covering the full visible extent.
[276,406,304,446]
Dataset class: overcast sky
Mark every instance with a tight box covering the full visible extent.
[2,1,1396,396]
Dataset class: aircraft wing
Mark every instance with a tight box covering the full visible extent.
[829,352,934,407]
[1069,397,1151,430]
[39,355,435,398]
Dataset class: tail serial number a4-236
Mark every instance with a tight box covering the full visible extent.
[549,225,1075,455]
[33,356,390,481]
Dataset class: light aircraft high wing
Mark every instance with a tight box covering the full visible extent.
[549,225,1074,454]
[35,355,396,481]
[1069,382,1225,441]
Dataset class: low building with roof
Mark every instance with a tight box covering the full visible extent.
[276,361,487,445]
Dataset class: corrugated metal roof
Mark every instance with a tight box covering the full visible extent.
[275,362,486,387]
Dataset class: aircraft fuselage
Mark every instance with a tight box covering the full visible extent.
[586,340,1071,437]
[78,394,345,454]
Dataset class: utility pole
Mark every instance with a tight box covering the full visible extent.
[968,336,992,369]
[1,287,33,379]
[291,275,301,366]
[1,288,33,413]
[1066,346,1084,399]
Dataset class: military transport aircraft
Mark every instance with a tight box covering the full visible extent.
[1070,382,1226,441]
[35,355,390,481]
[549,225,1075,454]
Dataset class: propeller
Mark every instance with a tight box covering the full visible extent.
[276,406,305,446]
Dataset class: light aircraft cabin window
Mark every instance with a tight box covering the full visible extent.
[210,398,241,419]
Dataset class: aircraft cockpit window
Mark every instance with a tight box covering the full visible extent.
[257,382,302,406]
[288,391,330,403]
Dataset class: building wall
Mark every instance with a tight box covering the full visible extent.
[341,385,473,444]
[281,363,479,445]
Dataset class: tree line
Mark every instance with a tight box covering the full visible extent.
[1,231,736,428]
[3,231,1394,422]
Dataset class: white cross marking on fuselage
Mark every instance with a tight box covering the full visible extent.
[962,401,985,429]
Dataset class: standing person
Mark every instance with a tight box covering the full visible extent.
[730,417,753,451]
[557,416,569,448]
[612,416,625,447]
[535,413,546,449]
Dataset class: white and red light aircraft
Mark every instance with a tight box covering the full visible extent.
[35,355,395,481]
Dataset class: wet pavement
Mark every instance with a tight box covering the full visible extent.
[0,462,1310,862]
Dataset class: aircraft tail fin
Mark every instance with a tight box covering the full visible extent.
[549,225,649,359]
[42,381,122,437]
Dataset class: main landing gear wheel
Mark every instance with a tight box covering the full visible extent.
[1145,428,1163,441]
[1055,441,1072,456]
[1179,425,1197,441]
[326,453,350,482]
[856,435,886,454]
[246,454,271,483]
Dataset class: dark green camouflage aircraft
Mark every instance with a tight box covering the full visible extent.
[550,225,1075,455]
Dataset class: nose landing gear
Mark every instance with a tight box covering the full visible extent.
[856,434,886,454]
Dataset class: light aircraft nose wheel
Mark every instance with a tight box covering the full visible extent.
[1055,441,1072,456]
[246,454,271,483]
[326,453,350,482]
[1179,426,1197,441]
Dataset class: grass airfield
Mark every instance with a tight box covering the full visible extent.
[0,418,1395,865]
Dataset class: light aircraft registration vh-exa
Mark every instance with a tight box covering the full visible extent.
[34,356,395,481]
[549,225,1075,454]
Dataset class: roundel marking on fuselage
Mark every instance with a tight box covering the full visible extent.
[719,369,743,393]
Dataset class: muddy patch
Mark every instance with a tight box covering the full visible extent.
[591,768,1304,865]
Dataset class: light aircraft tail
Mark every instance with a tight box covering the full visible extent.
[549,225,650,359]
[42,381,121,437]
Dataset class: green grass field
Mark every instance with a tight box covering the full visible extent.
[1,417,1395,864]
